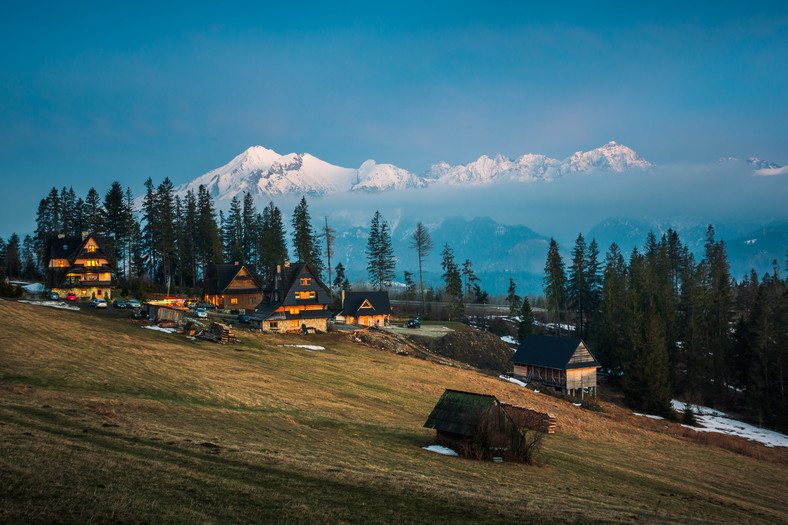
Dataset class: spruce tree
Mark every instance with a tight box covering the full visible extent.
[518,296,535,342]
[241,192,258,264]
[568,233,588,337]
[440,243,464,320]
[543,238,567,335]
[258,201,288,282]
[291,197,323,274]
[366,211,395,290]
[506,278,521,316]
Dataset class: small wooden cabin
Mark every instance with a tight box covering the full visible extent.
[45,232,117,301]
[250,261,332,333]
[336,291,393,327]
[203,262,265,312]
[423,389,555,461]
[510,334,600,398]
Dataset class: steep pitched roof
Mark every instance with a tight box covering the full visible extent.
[251,262,331,322]
[340,291,393,317]
[510,334,600,370]
[204,264,265,295]
[423,389,499,436]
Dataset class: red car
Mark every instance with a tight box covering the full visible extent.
[65,293,77,302]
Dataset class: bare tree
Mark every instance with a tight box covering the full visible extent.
[409,222,433,313]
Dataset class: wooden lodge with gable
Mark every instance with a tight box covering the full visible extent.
[45,232,117,301]
[250,261,332,333]
[336,291,393,327]
[203,262,266,312]
[510,334,600,398]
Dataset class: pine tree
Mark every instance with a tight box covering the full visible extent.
[543,238,567,335]
[4,233,21,279]
[409,222,433,313]
[568,233,588,337]
[83,187,104,234]
[196,184,222,274]
[440,243,464,320]
[333,262,351,294]
[258,201,288,282]
[461,259,480,302]
[241,192,258,264]
[365,211,395,290]
[404,271,416,301]
[103,182,127,273]
[506,278,521,316]
[155,178,176,285]
[473,283,489,304]
[320,217,336,297]
[596,243,628,374]
[291,197,323,274]
[222,195,243,263]
[584,238,602,333]
[518,296,535,342]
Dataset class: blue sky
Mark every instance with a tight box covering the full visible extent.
[1,2,787,238]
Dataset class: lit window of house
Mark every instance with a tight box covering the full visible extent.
[295,291,316,299]
[85,259,99,267]
[87,245,96,253]
[300,278,311,286]
[230,298,238,305]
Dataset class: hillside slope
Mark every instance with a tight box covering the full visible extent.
[0,301,786,523]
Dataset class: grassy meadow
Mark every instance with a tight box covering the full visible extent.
[1,300,786,523]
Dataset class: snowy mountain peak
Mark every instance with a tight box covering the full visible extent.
[352,160,424,192]
[563,142,654,174]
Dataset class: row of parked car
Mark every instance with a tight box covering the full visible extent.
[46,291,141,310]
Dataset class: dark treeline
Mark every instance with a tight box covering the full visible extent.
[16,181,324,294]
[541,228,788,431]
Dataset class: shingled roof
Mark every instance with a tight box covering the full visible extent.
[423,389,499,437]
[203,263,265,295]
[339,291,393,317]
[251,262,331,322]
[510,334,600,370]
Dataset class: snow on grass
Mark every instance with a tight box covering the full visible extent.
[10,281,46,293]
[143,325,177,334]
[422,445,458,456]
[499,375,528,387]
[278,344,325,351]
[671,400,788,448]
[18,299,80,312]
[633,413,664,420]
[500,335,518,345]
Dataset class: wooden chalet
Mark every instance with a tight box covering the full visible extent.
[423,389,555,460]
[336,291,393,327]
[511,334,600,398]
[203,262,266,312]
[250,261,332,333]
[45,232,117,301]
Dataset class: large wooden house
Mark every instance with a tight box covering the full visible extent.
[203,262,266,311]
[336,291,393,327]
[510,334,600,398]
[250,262,332,333]
[45,232,117,301]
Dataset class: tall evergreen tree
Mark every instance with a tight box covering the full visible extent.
[4,233,21,279]
[595,243,628,374]
[518,296,535,342]
[366,211,395,290]
[461,259,480,302]
[241,192,258,264]
[543,238,568,335]
[320,217,336,297]
[83,187,104,234]
[409,222,433,313]
[506,278,521,316]
[333,262,351,294]
[291,197,323,273]
[222,195,244,263]
[257,201,288,282]
[440,243,464,320]
[568,233,588,337]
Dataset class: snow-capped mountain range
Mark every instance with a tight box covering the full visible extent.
[174,141,655,202]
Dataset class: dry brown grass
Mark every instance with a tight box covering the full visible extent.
[1,300,787,524]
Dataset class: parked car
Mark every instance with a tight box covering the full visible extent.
[65,293,78,302]
[47,291,59,301]
[112,299,126,309]
[237,314,250,324]
[90,298,108,308]
[195,307,208,318]
[126,299,141,309]
[407,318,421,328]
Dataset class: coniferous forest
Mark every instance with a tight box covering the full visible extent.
[0,179,786,432]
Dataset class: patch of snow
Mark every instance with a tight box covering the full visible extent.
[633,412,664,420]
[143,325,177,334]
[18,299,80,311]
[573,403,582,407]
[533,389,540,393]
[15,282,46,293]
[744,239,757,245]
[422,445,458,456]
[499,375,528,387]
[500,335,518,345]
[278,344,325,351]
[672,400,788,448]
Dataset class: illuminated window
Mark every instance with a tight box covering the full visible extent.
[230,298,238,305]
[85,260,99,267]
[300,278,311,286]
[291,321,299,327]
[87,245,96,253]
[295,291,316,299]
[81,290,88,295]
[84,274,98,281]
